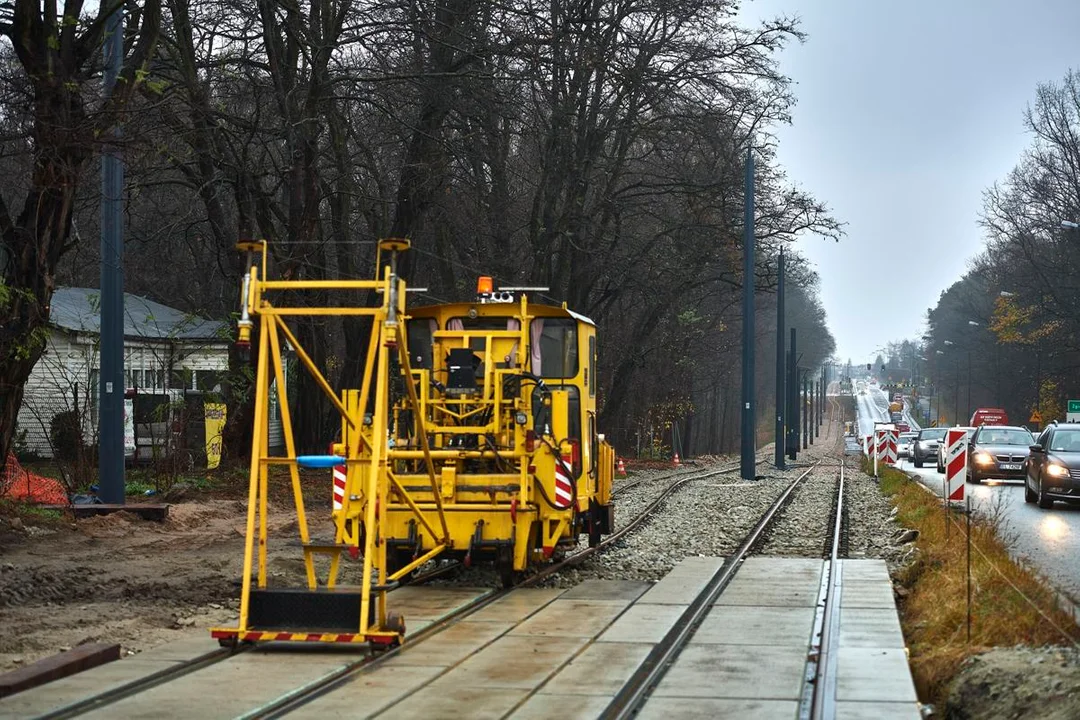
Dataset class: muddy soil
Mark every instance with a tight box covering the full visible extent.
[947,646,1080,719]
[0,497,362,671]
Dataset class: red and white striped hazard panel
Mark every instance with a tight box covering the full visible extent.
[332,465,347,510]
[554,455,574,507]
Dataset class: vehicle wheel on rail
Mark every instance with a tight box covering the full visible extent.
[1038,477,1055,509]
[968,469,981,485]
[1024,478,1037,504]
[913,457,923,468]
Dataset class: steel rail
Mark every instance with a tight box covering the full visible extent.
[248,462,748,719]
[811,458,846,720]
[33,645,242,720]
[39,459,768,719]
[799,456,847,720]
[32,560,457,720]
[598,460,824,720]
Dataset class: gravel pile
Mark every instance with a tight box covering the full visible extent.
[427,426,912,589]
[540,472,792,587]
[757,462,839,557]
[947,646,1080,720]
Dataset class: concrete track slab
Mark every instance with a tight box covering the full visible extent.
[510,599,632,639]
[840,579,897,609]
[383,621,515,667]
[0,633,219,718]
[509,693,613,719]
[598,603,687,644]
[651,644,806,700]
[836,700,922,720]
[79,650,366,720]
[430,635,587,690]
[289,664,446,719]
[536,642,653,696]
[635,557,725,605]
[636,697,799,720]
[467,589,566,624]
[386,585,492,620]
[715,576,820,607]
[560,579,650,602]
[837,647,919,703]
[838,607,906,649]
[841,558,891,583]
[378,684,527,720]
[691,605,815,647]
[735,556,825,581]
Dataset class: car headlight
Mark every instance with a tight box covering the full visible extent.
[973,451,994,466]
[1046,463,1070,479]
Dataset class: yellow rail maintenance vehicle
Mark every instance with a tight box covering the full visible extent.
[212,238,616,650]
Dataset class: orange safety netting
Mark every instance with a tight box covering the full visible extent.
[1,453,69,505]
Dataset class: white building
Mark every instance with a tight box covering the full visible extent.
[16,287,233,459]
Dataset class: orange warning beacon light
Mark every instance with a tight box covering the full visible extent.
[476,276,494,295]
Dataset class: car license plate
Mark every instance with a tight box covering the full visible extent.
[1001,463,1022,471]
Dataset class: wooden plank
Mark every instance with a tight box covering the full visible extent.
[40,504,170,521]
[0,643,121,697]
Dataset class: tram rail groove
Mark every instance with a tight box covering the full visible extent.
[598,460,825,720]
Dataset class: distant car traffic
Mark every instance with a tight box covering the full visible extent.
[1026,423,1080,508]
[937,427,975,473]
[911,428,947,468]
[897,431,918,458]
[967,425,1034,484]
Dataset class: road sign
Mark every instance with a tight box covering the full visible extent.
[1030,409,1043,424]
[944,429,967,503]
[1068,400,1080,423]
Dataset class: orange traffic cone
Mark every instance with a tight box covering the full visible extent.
[616,457,627,477]
[673,452,681,467]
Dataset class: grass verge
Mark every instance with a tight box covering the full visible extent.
[866,458,1080,707]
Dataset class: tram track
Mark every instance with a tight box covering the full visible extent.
[599,454,849,720]
[30,458,765,719]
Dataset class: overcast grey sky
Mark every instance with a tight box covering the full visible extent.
[740,0,1080,366]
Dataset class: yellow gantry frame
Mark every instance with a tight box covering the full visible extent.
[224,239,449,645]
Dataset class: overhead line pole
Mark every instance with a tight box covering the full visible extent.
[774,249,785,469]
[98,4,126,504]
[739,149,756,480]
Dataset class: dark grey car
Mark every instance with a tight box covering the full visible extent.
[967,426,1034,483]
[911,427,947,468]
[1026,424,1080,508]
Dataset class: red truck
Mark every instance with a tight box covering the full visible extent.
[970,408,1008,426]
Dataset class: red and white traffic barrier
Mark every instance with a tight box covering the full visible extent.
[874,428,887,475]
[944,428,967,502]
[885,429,899,466]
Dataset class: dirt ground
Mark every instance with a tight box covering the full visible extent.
[0,494,358,672]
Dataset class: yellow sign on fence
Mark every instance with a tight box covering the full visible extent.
[204,403,227,470]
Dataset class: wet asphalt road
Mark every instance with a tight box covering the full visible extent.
[854,383,1080,604]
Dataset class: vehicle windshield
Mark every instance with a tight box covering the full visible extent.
[900,433,918,441]
[1050,430,1080,453]
[978,429,1033,446]
[919,429,947,441]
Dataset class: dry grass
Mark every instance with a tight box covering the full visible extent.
[870,459,1080,705]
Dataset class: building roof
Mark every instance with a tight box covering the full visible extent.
[49,287,229,342]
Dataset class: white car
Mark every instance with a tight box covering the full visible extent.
[898,432,919,458]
